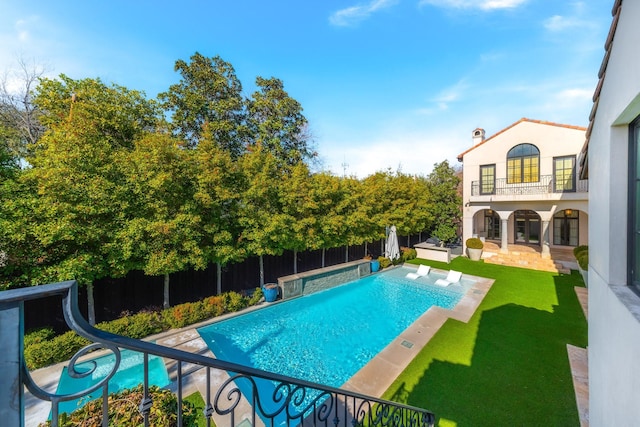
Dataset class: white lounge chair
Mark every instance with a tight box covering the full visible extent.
[405,264,430,280]
[434,270,462,287]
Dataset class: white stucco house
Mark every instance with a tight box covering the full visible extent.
[583,0,640,424]
[457,118,588,265]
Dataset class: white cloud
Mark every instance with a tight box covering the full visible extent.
[418,0,527,10]
[320,130,464,178]
[544,15,593,32]
[329,0,399,27]
[416,78,469,114]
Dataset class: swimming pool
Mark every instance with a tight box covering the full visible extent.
[197,266,471,388]
[55,348,169,416]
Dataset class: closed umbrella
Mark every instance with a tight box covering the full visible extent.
[385,225,400,260]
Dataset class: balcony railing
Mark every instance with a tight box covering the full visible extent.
[471,174,588,197]
[0,281,436,427]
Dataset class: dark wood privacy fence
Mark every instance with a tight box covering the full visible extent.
[24,234,428,332]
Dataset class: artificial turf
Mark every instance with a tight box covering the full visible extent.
[383,257,587,427]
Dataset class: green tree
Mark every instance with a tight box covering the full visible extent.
[0,176,40,289]
[309,172,348,266]
[6,75,161,323]
[279,162,317,273]
[35,74,159,149]
[19,111,126,323]
[246,76,315,167]
[426,160,461,244]
[238,146,289,286]
[342,175,375,260]
[159,52,246,154]
[117,132,204,309]
[0,129,19,179]
[192,125,245,294]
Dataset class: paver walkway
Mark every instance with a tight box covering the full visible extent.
[568,286,589,427]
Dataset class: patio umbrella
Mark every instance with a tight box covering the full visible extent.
[385,225,400,260]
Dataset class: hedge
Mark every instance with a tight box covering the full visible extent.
[573,245,589,270]
[25,288,263,370]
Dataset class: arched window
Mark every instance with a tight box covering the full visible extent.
[507,144,540,183]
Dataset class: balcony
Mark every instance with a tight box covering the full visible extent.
[1,281,435,427]
[470,174,588,198]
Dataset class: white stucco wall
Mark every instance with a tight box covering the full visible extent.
[588,1,640,425]
[461,120,586,191]
[459,119,587,250]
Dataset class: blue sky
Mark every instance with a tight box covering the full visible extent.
[1,0,612,177]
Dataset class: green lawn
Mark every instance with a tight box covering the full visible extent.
[384,257,587,427]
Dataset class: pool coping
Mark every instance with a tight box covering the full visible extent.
[342,267,495,397]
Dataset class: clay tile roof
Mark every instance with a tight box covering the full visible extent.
[579,0,623,179]
[457,118,587,162]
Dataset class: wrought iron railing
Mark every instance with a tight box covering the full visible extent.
[471,174,588,196]
[1,280,436,427]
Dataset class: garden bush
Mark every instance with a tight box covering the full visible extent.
[24,327,55,348]
[98,310,166,339]
[247,287,263,306]
[577,251,589,271]
[25,289,264,370]
[378,256,392,269]
[203,295,227,317]
[573,245,588,257]
[573,245,588,270]
[401,247,417,261]
[223,291,248,312]
[39,385,198,427]
[465,237,484,249]
[24,330,90,370]
[162,301,207,329]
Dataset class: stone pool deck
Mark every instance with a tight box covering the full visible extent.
[25,267,493,426]
[343,269,494,397]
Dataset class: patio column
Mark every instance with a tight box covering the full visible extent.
[541,220,551,258]
[500,218,509,253]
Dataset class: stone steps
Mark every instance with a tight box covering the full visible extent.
[483,251,571,274]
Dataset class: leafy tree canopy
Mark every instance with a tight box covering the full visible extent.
[158,52,246,155]
[247,76,315,167]
[426,160,461,243]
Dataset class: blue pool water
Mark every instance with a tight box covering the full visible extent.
[198,266,468,388]
[55,348,169,416]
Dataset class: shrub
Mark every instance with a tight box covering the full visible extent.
[203,295,227,317]
[466,237,484,249]
[25,331,90,370]
[163,301,208,329]
[577,251,589,271]
[573,245,588,258]
[24,327,56,348]
[39,385,197,427]
[572,245,588,270]
[223,291,248,313]
[378,256,392,269]
[25,289,266,370]
[98,310,166,339]
[248,287,264,306]
[401,247,417,261]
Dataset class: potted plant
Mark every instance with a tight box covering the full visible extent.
[364,253,380,272]
[466,237,484,261]
[262,283,279,302]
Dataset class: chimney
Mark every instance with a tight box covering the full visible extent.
[472,128,485,146]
